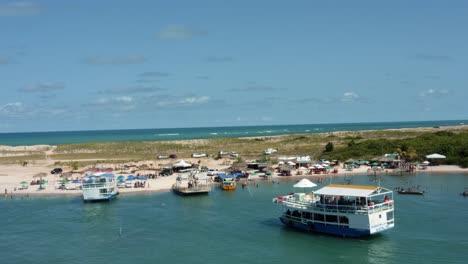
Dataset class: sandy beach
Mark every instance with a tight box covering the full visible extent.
[1,155,467,198]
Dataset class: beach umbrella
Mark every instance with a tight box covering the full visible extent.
[20,181,28,185]
[265,171,272,176]
[422,161,430,165]
[33,172,47,178]
[137,176,147,180]
[293,179,317,188]
[371,162,379,166]
[382,162,388,166]
[293,178,317,192]
[72,179,80,184]
[126,175,136,181]
[60,179,69,184]
[117,175,125,180]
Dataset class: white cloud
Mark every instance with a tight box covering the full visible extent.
[159,25,207,40]
[0,1,40,16]
[114,96,133,103]
[0,102,25,115]
[341,92,359,102]
[419,89,449,97]
[179,96,209,105]
[90,96,135,111]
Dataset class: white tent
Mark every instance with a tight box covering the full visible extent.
[426,153,446,159]
[422,161,430,165]
[293,178,317,188]
[173,160,192,168]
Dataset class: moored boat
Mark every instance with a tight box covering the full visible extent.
[397,190,424,195]
[172,173,211,195]
[81,172,119,202]
[396,186,425,195]
[273,184,395,237]
[219,174,236,190]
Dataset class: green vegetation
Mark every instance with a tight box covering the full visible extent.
[324,142,334,152]
[2,127,467,168]
[325,131,468,168]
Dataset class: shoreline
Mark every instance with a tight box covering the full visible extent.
[2,165,467,199]
[1,124,467,198]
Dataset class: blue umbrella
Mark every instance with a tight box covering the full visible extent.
[118,180,125,183]
[126,175,136,181]
[72,179,79,184]
[137,176,147,180]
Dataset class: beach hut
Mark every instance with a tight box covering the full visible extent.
[426,153,446,159]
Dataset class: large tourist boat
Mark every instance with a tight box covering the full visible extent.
[172,173,211,195]
[273,184,395,237]
[81,172,119,202]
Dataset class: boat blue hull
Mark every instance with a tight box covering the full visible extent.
[83,192,119,202]
[280,217,371,237]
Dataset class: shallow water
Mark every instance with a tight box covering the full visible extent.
[1,173,467,264]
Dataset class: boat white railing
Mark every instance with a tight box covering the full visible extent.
[279,196,393,214]
[82,182,115,189]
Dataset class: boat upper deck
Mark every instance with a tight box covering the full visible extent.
[313,184,387,197]
[274,184,394,214]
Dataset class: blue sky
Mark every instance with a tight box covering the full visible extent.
[0,0,467,132]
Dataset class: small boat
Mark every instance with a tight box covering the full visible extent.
[397,190,424,195]
[81,172,119,202]
[461,191,468,197]
[218,173,236,190]
[396,187,425,195]
[273,184,395,237]
[172,174,211,195]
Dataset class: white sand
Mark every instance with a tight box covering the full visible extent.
[1,155,467,198]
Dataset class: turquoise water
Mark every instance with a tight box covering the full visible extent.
[0,120,466,146]
[1,173,468,264]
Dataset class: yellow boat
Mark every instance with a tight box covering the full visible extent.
[221,176,236,190]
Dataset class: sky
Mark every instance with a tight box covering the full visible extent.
[0,0,467,132]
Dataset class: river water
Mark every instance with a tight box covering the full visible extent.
[1,173,467,264]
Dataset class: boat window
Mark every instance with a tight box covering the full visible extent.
[100,189,108,193]
[339,216,349,224]
[314,214,324,221]
[326,215,338,223]
[387,212,394,220]
[302,212,312,219]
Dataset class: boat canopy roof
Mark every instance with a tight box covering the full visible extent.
[84,172,115,178]
[217,173,235,179]
[314,184,381,197]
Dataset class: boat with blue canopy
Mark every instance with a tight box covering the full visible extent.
[81,172,119,202]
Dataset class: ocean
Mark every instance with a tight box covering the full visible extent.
[1,173,467,264]
[0,120,466,146]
